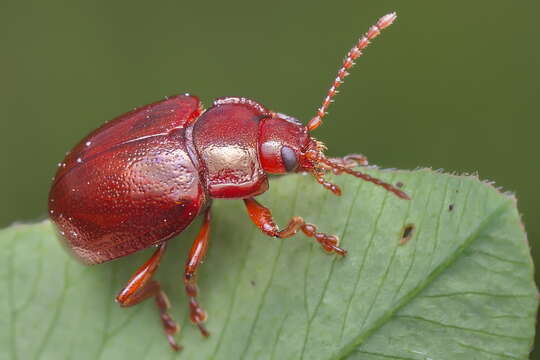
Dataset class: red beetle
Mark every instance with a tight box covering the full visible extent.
[49,13,408,351]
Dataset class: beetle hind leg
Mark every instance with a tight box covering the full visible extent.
[184,208,212,337]
[243,197,347,256]
[116,243,182,351]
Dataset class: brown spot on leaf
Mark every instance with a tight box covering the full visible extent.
[400,224,415,245]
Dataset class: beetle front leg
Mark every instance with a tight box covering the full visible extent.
[116,243,181,351]
[184,208,211,338]
[243,197,347,256]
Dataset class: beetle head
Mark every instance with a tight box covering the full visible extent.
[258,112,409,199]
[257,112,332,175]
[256,112,347,180]
[259,113,310,174]
[256,110,327,175]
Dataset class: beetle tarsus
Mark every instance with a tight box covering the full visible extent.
[167,335,183,352]
[197,323,210,338]
[244,198,347,256]
[312,170,342,196]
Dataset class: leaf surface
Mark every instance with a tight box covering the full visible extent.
[0,169,537,360]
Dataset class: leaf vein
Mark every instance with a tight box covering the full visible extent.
[422,291,532,299]
[427,175,452,273]
[211,206,265,359]
[34,257,70,359]
[468,248,529,265]
[358,174,401,331]
[397,314,529,340]
[239,179,299,359]
[392,172,431,301]
[96,262,118,360]
[337,176,367,342]
[270,311,289,360]
[345,177,393,334]
[456,341,527,359]
[299,182,334,359]
[352,350,420,360]
[335,197,515,358]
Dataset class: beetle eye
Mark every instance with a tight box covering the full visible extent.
[281,146,298,172]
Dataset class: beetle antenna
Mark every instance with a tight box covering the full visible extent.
[307,12,397,131]
[318,156,410,200]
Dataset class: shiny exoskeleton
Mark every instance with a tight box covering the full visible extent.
[49,12,408,351]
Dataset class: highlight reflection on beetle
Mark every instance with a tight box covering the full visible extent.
[49,12,408,351]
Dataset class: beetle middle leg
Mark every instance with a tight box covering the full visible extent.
[184,207,212,338]
[116,243,181,351]
[243,197,347,256]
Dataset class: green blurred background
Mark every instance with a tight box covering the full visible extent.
[1,0,538,356]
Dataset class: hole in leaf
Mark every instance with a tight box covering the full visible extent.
[400,224,415,245]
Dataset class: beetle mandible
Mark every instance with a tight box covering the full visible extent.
[48,12,408,351]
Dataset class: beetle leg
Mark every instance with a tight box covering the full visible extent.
[243,197,347,256]
[312,170,342,196]
[116,243,181,351]
[184,208,211,338]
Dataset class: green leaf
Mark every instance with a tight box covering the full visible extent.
[0,169,537,360]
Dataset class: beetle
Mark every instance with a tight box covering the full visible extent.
[48,12,408,351]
